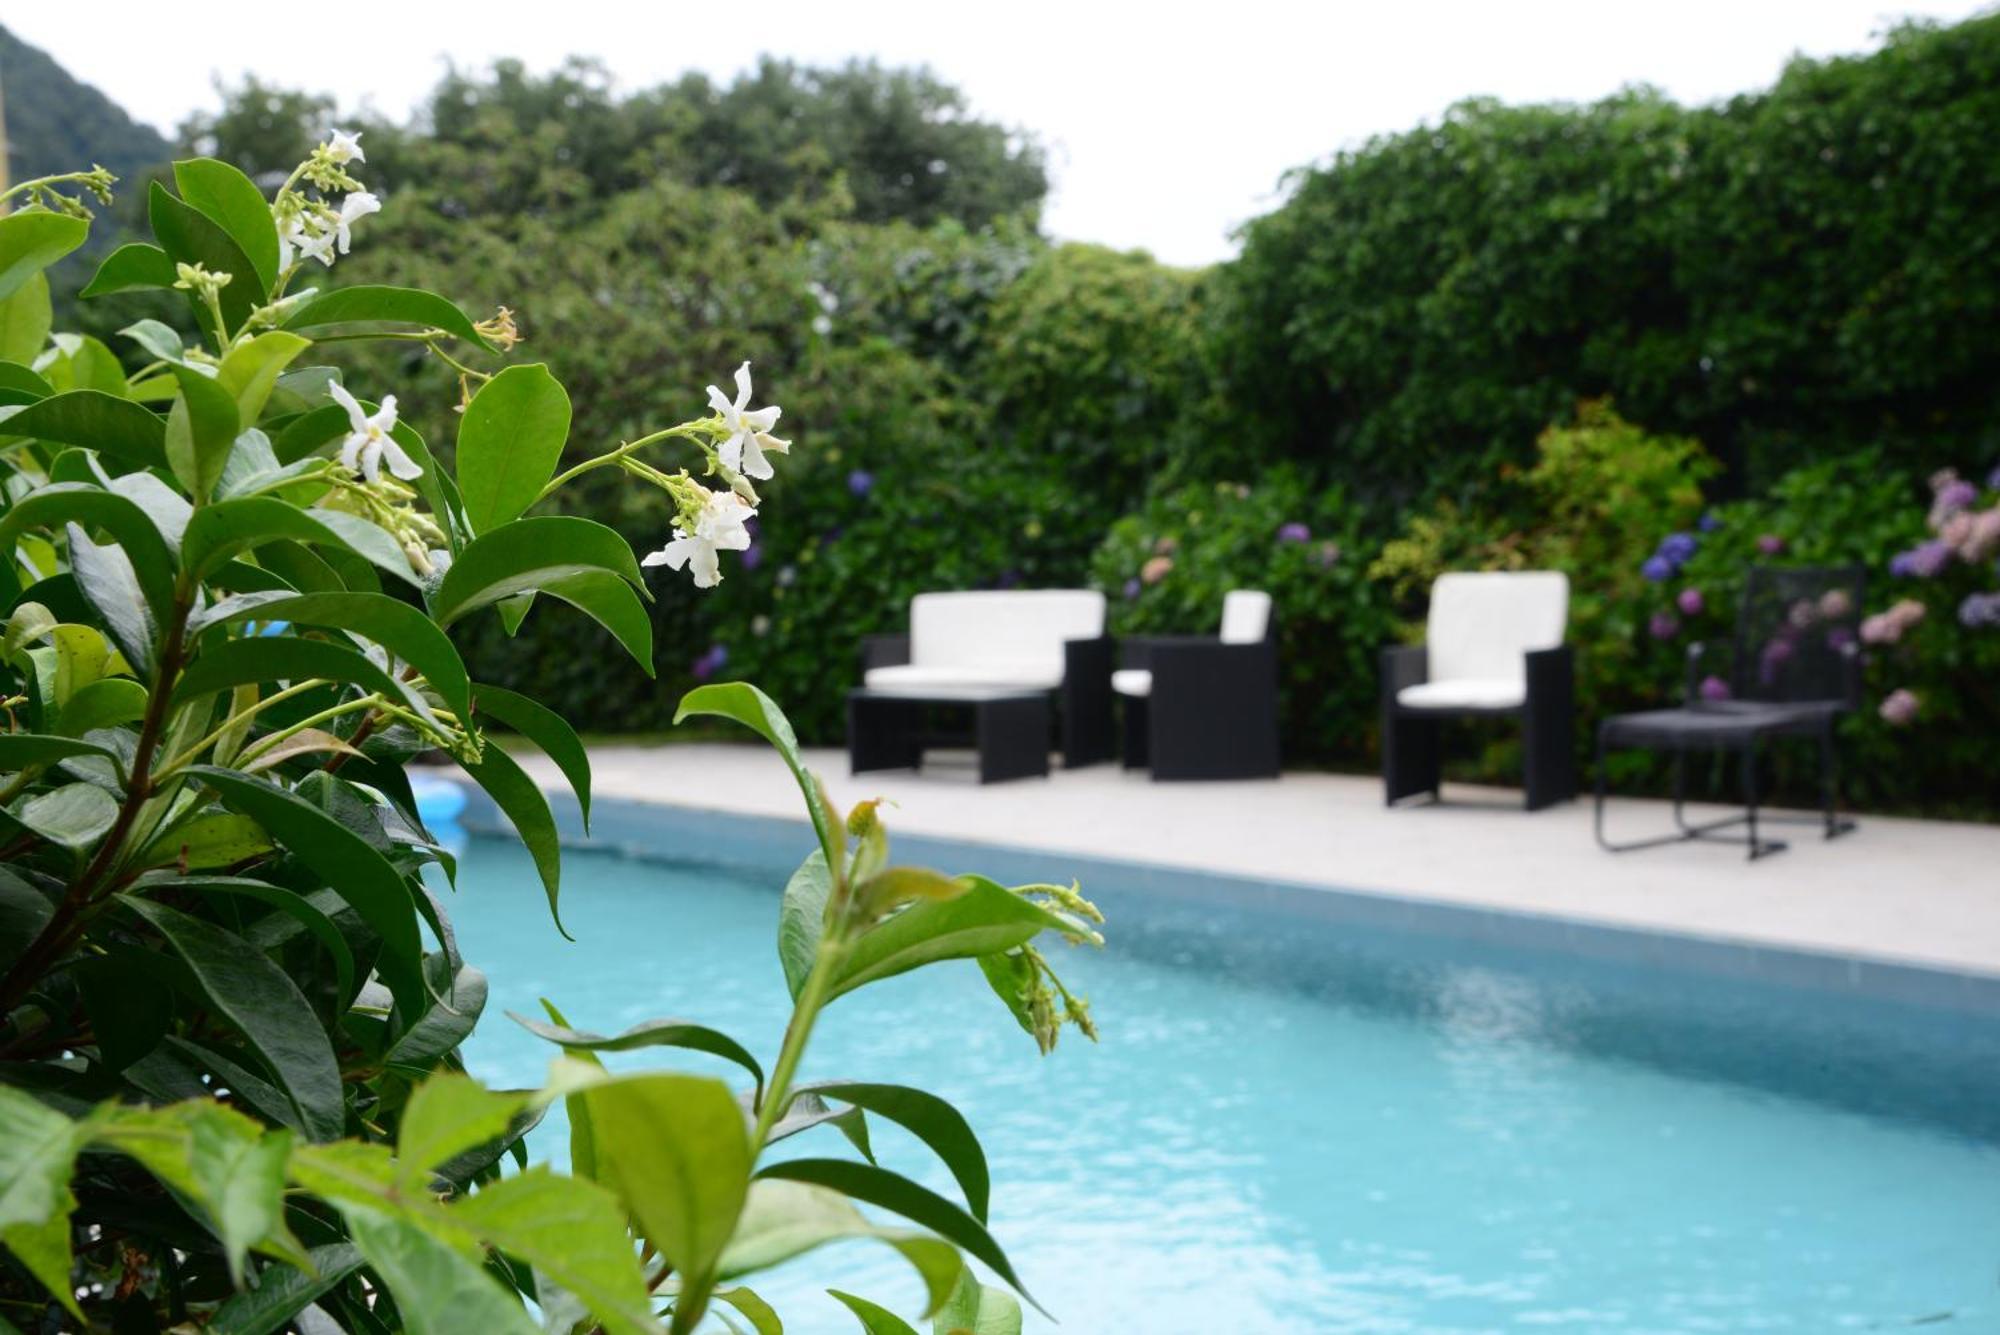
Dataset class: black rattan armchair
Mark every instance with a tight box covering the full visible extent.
[1114,590,1279,780]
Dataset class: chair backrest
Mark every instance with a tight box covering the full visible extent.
[1426,571,1569,683]
[1731,564,1866,705]
[908,590,1106,674]
[1219,590,1273,644]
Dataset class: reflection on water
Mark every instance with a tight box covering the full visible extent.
[446,836,2000,1334]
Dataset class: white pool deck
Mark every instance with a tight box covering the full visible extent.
[505,743,2000,979]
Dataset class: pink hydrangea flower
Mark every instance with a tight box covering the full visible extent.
[1878,688,1920,726]
[1677,587,1704,616]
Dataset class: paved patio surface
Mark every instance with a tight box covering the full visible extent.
[506,743,2000,977]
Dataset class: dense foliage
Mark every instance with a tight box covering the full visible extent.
[0,145,1099,1333]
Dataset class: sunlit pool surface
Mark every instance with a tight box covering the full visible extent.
[446,828,2000,1334]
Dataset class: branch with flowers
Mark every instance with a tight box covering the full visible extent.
[0,130,1095,1335]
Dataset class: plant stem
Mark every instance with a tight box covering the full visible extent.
[748,939,846,1150]
[232,694,385,768]
[155,678,330,777]
[536,424,709,503]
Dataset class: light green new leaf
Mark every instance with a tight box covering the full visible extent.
[342,1204,539,1335]
[0,1086,85,1321]
[828,1291,921,1335]
[932,1268,1023,1335]
[175,158,281,294]
[833,876,1097,1002]
[122,896,346,1142]
[279,285,496,349]
[81,241,178,298]
[509,1012,763,1106]
[217,331,310,424]
[148,180,260,330]
[184,1109,296,1285]
[165,363,243,501]
[474,683,592,828]
[778,850,832,1001]
[0,270,52,363]
[430,515,645,628]
[452,1168,662,1335]
[56,677,147,735]
[753,1161,1036,1314]
[715,1287,783,1335]
[132,811,274,869]
[393,1072,526,1187]
[457,364,572,535]
[675,683,840,870]
[717,1179,961,1316]
[583,1071,750,1280]
[0,211,89,302]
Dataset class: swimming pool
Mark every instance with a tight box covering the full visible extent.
[447,798,2000,1333]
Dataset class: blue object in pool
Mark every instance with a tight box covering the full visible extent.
[410,773,468,853]
[445,829,2000,1334]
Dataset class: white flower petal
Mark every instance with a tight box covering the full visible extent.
[327,381,368,433]
[741,406,781,432]
[738,436,773,481]
[732,360,753,409]
[379,434,424,481]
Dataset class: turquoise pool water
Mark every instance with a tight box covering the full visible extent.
[447,830,2000,1334]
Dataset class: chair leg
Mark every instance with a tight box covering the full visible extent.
[1383,713,1441,805]
[1121,697,1149,770]
[1819,723,1857,840]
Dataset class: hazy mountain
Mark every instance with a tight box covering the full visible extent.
[1,23,171,188]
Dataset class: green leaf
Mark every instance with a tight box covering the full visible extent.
[0,390,168,470]
[188,766,428,1022]
[13,781,117,849]
[55,676,147,735]
[148,180,260,330]
[121,317,188,365]
[122,896,346,1142]
[0,269,50,363]
[197,591,471,718]
[41,333,128,396]
[509,1013,764,1106]
[0,211,88,302]
[181,497,414,586]
[0,732,120,775]
[829,1291,921,1335]
[459,740,568,938]
[66,523,160,675]
[184,1108,295,1285]
[778,850,831,1001]
[341,1204,540,1335]
[0,868,54,965]
[793,1083,989,1222]
[173,635,416,715]
[676,684,839,870]
[209,1243,364,1335]
[175,158,281,294]
[141,875,355,1003]
[833,876,1096,1002]
[714,1288,783,1335]
[81,241,178,298]
[457,365,572,534]
[538,570,655,675]
[932,1269,1022,1335]
[851,868,968,923]
[133,810,275,870]
[430,516,644,628]
[582,1072,750,1279]
[474,683,592,828]
[754,1162,1036,1313]
[280,285,496,349]
[394,1071,525,1186]
[0,361,53,402]
[217,331,310,424]
[166,363,243,501]
[451,1168,661,1335]
[0,1086,85,1321]
[717,1179,961,1316]
[383,962,488,1076]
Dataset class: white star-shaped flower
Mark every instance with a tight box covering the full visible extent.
[642,488,755,589]
[326,129,366,164]
[706,361,790,481]
[335,191,380,255]
[328,381,422,482]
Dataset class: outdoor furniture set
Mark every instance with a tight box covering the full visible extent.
[848,565,1866,859]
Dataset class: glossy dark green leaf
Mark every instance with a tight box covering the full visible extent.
[0,867,55,964]
[509,1012,764,1105]
[382,962,487,1075]
[0,211,89,302]
[829,1290,920,1335]
[0,361,53,401]
[0,391,168,470]
[189,766,427,1022]
[676,683,839,870]
[165,363,243,501]
[538,569,655,675]
[175,158,281,293]
[148,180,260,330]
[794,1082,989,1222]
[0,732,121,775]
[456,364,571,535]
[429,515,644,628]
[122,896,345,1142]
[180,497,414,586]
[66,523,160,674]
[833,876,1095,1002]
[173,635,411,714]
[756,1160,1036,1313]
[73,955,171,1071]
[279,285,495,349]
[197,591,470,717]
[473,683,591,828]
[142,875,356,1004]
[208,1243,364,1335]
[13,780,117,849]
[81,241,178,298]
[458,739,567,937]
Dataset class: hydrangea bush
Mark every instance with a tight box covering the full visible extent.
[0,146,1099,1333]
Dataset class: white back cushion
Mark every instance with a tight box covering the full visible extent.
[1426,572,1569,683]
[909,590,1106,675]
[1219,590,1272,644]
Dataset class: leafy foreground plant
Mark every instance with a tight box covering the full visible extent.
[0,146,1100,1332]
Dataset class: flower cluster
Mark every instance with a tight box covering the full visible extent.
[271,130,380,272]
[1960,591,2000,629]
[1640,530,1698,582]
[1861,597,1927,645]
[1879,687,1921,726]
[1891,469,2000,576]
[634,362,792,589]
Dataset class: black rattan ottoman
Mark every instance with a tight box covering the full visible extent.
[848,688,1051,784]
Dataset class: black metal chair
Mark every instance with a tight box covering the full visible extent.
[1114,590,1280,780]
[1594,564,1865,859]
[1381,571,1575,810]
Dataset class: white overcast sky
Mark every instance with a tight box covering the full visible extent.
[7,1,1992,265]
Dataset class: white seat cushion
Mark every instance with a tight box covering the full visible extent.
[1397,678,1526,711]
[1427,571,1569,682]
[907,590,1106,683]
[863,664,1062,694]
[1111,669,1152,698]
[1219,590,1272,644]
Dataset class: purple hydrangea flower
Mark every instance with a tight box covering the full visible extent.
[1277,522,1312,544]
[740,541,763,572]
[1641,555,1675,582]
[1825,625,1858,653]
[691,643,729,681]
[1660,532,1699,564]
[1758,636,1795,687]
[1890,539,1952,578]
[1698,511,1722,533]
[1698,674,1732,702]
[1648,611,1680,640]
[1676,587,1705,616]
[1756,533,1786,556]
[1122,577,1142,601]
[1988,463,2000,491]
[1959,591,2000,628]
[847,469,874,498]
